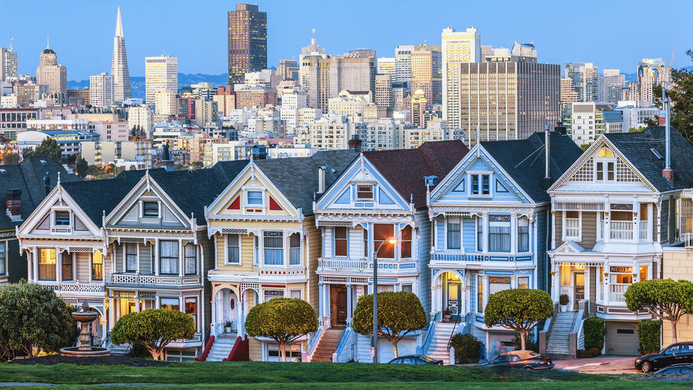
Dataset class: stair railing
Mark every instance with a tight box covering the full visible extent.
[304,326,325,362]
[195,335,215,362]
[418,311,439,355]
[446,316,462,352]
[333,326,354,362]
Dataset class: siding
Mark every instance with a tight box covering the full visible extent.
[554,211,563,248]
[140,245,152,275]
[115,245,123,273]
[581,212,597,249]
[416,210,431,314]
[536,209,548,292]
[589,266,597,314]
[669,197,677,244]
[436,217,445,249]
[462,217,476,252]
[308,218,321,311]
[198,229,214,342]
[76,253,90,281]
[661,199,669,242]
[348,227,364,259]
[7,239,28,283]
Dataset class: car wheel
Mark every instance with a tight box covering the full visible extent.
[523,366,533,370]
[640,361,652,373]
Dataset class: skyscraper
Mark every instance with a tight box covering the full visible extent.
[36,43,67,95]
[1,41,18,81]
[90,73,114,108]
[145,55,177,104]
[442,27,481,129]
[111,6,131,102]
[305,56,376,113]
[598,69,625,103]
[411,44,442,105]
[637,58,668,104]
[564,62,599,102]
[228,4,267,86]
[394,45,414,83]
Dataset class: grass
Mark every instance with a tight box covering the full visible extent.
[0,361,687,389]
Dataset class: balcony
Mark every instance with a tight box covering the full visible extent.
[38,281,105,294]
[609,221,633,240]
[317,258,417,273]
[431,253,533,263]
[609,283,628,303]
[108,273,202,287]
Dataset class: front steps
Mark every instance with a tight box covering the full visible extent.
[427,322,457,365]
[311,328,342,362]
[206,335,236,362]
[546,312,578,356]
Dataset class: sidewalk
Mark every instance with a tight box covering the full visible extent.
[553,356,640,374]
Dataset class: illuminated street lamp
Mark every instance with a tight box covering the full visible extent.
[372,236,397,363]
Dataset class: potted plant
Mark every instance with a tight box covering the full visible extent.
[224,321,233,333]
[443,307,452,322]
[559,294,570,312]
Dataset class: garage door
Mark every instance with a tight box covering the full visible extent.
[606,322,639,356]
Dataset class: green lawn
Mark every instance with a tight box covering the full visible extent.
[0,361,685,389]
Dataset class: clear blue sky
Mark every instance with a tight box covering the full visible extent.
[1,0,691,80]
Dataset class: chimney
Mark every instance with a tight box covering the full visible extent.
[348,136,362,153]
[43,170,51,196]
[544,125,551,180]
[318,166,326,194]
[662,87,674,184]
[6,188,22,222]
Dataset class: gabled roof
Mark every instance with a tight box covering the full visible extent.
[363,140,469,209]
[604,126,693,192]
[256,150,358,215]
[481,132,582,203]
[0,158,79,231]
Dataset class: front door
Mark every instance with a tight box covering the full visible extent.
[330,285,347,327]
[574,272,584,310]
[447,282,462,321]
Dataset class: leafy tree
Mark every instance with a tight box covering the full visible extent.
[624,279,693,343]
[579,142,592,152]
[484,289,554,351]
[628,126,645,133]
[110,309,195,361]
[24,138,62,163]
[1,152,20,165]
[245,298,317,362]
[352,291,427,358]
[0,282,79,360]
[75,158,88,178]
[654,50,693,143]
[86,165,100,177]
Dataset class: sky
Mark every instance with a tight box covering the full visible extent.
[1,0,691,81]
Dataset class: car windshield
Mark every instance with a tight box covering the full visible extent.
[664,346,679,355]
[419,356,435,362]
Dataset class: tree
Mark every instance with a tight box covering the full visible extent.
[130,125,146,138]
[654,50,693,143]
[110,309,195,361]
[352,291,427,358]
[624,279,693,344]
[579,142,592,152]
[75,158,88,178]
[1,152,20,165]
[245,298,317,362]
[484,289,554,351]
[86,165,100,177]
[629,126,645,133]
[24,138,62,163]
[0,282,79,360]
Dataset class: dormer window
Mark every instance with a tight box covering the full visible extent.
[357,184,374,200]
[471,174,491,196]
[143,201,159,217]
[55,211,70,226]
[595,149,615,182]
[247,191,263,206]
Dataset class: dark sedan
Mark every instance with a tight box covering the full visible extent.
[655,364,693,374]
[634,342,693,372]
[477,350,554,370]
[388,355,443,365]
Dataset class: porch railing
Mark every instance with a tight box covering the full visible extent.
[684,233,693,248]
[431,253,533,263]
[609,283,629,303]
[38,282,105,293]
[610,221,633,240]
[318,258,417,272]
[109,273,202,286]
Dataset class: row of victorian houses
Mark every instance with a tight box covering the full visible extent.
[2,126,693,362]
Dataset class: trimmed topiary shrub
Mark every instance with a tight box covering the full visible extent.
[449,333,483,364]
[638,319,662,355]
[583,317,606,351]
[484,289,554,351]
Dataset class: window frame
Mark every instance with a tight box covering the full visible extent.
[333,227,348,257]
[225,234,241,265]
[54,210,71,226]
[470,173,492,196]
[289,233,301,266]
[62,252,73,281]
[446,217,461,250]
[263,231,284,266]
[125,243,138,273]
[184,244,197,275]
[246,190,264,207]
[488,216,511,253]
[356,184,374,200]
[91,251,103,281]
[142,201,159,218]
[0,241,6,276]
[159,240,179,275]
[38,248,57,281]
[517,217,530,253]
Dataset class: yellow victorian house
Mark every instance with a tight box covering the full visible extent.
[204,151,356,362]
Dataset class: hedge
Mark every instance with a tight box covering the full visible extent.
[449,333,483,363]
[638,320,662,355]
[583,317,606,351]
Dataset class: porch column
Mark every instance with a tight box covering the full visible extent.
[108,297,115,330]
[27,250,32,281]
[647,204,653,241]
[633,200,639,243]
[33,249,38,282]
[551,267,559,302]
[510,213,517,254]
[604,199,611,243]
[154,239,160,276]
[482,212,488,253]
[210,299,216,336]
[55,249,61,283]
[178,239,184,277]
[155,295,161,309]
[585,267,591,305]
[604,263,610,306]
[346,284,353,321]
[318,283,325,318]
[134,291,140,312]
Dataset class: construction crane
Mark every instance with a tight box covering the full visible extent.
[669,45,676,69]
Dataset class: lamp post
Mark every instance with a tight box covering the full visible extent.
[372,236,397,364]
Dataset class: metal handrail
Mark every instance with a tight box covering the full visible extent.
[334,326,353,356]
[446,316,462,351]
[305,326,324,357]
[419,311,439,355]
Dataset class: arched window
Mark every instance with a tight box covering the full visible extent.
[597,148,613,158]
[595,148,616,181]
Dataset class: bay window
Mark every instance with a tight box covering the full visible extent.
[184,244,196,275]
[477,275,484,312]
[39,248,56,281]
[185,297,198,329]
[447,217,461,250]
[400,225,412,258]
[290,233,301,265]
[489,277,511,295]
[518,276,529,289]
[639,265,648,281]
[62,253,73,281]
[363,229,368,257]
[92,251,103,281]
[159,241,179,275]
[488,216,511,252]
[373,224,394,258]
[476,217,483,251]
[263,232,283,265]
[226,234,240,264]
[334,227,348,257]
[518,217,529,252]
[126,244,137,272]
[161,298,180,311]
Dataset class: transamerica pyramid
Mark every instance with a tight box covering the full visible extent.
[111,6,131,102]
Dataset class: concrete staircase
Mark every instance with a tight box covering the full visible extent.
[426,322,457,365]
[355,334,371,362]
[311,328,342,362]
[546,312,578,356]
[206,335,237,362]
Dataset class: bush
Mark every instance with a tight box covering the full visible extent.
[512,333,538,352]
[576,347,601,358]
[559,294,569,305]
[449,333,483,364]
[638,320,662,354]
[583,317,606,351]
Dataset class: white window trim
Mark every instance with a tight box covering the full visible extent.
[354,183,375,203]
[244,188,266,209]
[224,234,242,265]
[563,211,582,242]
[262,231,285,267]
[333,227,349,258]
[468,172,493,197]
[594,158,616,183]
[51,207,72,229]
[289,233,302,267]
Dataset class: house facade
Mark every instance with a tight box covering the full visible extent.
[427,131,581,358]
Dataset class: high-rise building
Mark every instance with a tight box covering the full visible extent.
[458,61,561,144]
[227,4,267,85]
[598,69,625,103]
[1,44,18,81]
[127,105,154,134]
[36,44,67,95]
[442,27,481,129]
[560,78,579,104]
[145,54,177,103]
[637,58,668,104]
[411,44,442,105]
[154,90,178,116]
[377,57,396,78]
[410,89,428,128]
[278,60,299,81]
[394,45,414,83]
[564,62,599,102]
[299,29,328,103]
[111,6,131,102]
[344,49,376,59]
[375,74,393,108]
[304,56,376,113]
[89,73,114,108]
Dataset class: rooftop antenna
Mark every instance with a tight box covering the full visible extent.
[9,36,13,51]
[46,34,49,48]
[311,28,315,46]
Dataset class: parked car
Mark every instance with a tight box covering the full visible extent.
[654,364,693,374]
[388,355,443,365]
[477,351,554,370]
[634,342,693,373]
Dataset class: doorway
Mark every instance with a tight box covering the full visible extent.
[215,289,238,333]
[330,285,347,327]
[574,272,584,310]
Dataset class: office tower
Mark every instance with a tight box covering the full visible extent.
[637,58,668,104]
[345,49,376,59]
[394,45,414,83]
[278,60,299,81]
[154,91,178,115]
[305,56,376,113]
[36,44,67,95]
[299,29,328,102]
[145,54,177,103]
[280,88,307,129]
[111,6,131,102]
[458,61,560,144]
[228,4,267,85]
[511,42,537,61]
[128,105,154,134]
[89,73,114,108]
[375,74,393,108]
[377,57,396,78]
[442,27,481,129]
[598,69,625,103]
[411,44,442,105]
[564,62,599,102]
[1,43,18,81]
[410,89,428,127]
[561,78,578,104]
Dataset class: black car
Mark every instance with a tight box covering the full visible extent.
[634,342,693,372]
[388,355,443,365]
[477,351,554,370]
[655,364,693,374]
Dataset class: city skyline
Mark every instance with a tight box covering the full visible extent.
[0,0,690,80]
